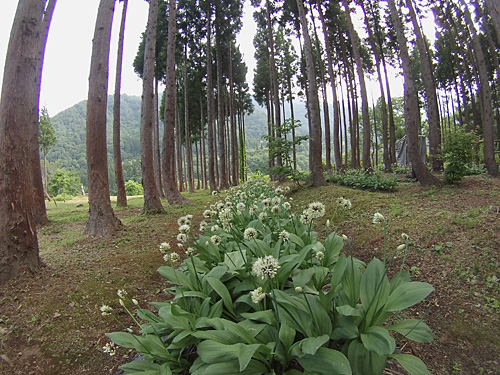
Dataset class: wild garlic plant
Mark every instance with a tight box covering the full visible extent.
[103,178,434,375]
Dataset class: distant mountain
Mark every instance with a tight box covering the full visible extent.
[46,95,310,188]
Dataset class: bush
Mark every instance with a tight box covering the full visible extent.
[442,130,477,183]
[325,169,398,191]
[48,169,82,197]
[103,179,433,375]
[124,180,143,196]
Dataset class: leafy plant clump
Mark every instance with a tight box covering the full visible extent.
[325,169,398,191]
[103,179,433,375]
[442,130,477,183]
[125,180,144,196]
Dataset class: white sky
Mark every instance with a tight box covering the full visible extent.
[0,1,430,117]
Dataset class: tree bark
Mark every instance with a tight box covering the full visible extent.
[31,0,57,227]
[85,0,123,236]
[318,3,342,171]
[407,0,443,171]
[387,0,439,186]
[163,0,188,203]
[183,44,194,193]
[460,0,499,176]
[296,0,326,186]
[0,0,45,284]
[141,0,164,213]
[206,4,216,192]
[343,0,371,169]
[484,0,500,40]
[113,0,128,208]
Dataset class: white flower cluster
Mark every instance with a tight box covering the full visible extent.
[100,304,112,316]
[164,252,180,264]
[252,255,280,280]
[159,242,171,253]
[372,212,385,224]
[102,342,116,356]
[337,197,352,209]
[244,227,258,241]
[250,287,266,304]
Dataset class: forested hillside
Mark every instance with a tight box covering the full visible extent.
[47,95,311,190]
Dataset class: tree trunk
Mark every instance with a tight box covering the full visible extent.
[407,0,443,171]
[31,0,57,227]
[163,0,187,203]
[297,0,326,186]
[141,0,164,213]
[85,0,123,236]
[206,4,216,192]
[113,0,128,208]
[0,0,45,284]
[184,44,194,193]
[361,2,391,171]
[461,0,499,176]
[343,0,371,169]
[153,79,164,197]
[318,3,342,171]
[387,0,439,186]
[484,0,500,40]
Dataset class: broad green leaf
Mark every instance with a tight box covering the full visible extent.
[331,316,359,340]
[347,340,386,375]
[241,310,276,325]
[360,326,396,356]
[206,276,235,316]
[297,334,330,356]
[324,233,344,266]
[385,282,434,312]
[224,250,247,270]
[330,255,347,289]
[106,332,137,349]
[118,360,161,374]
[390,353,431,375]
[157,266,192,289]
[191,329,241,344]
[298,347,352,375]
[387,319,434,343]
[390,270,411,291]
[336,304,362,317]
[238,343,262,371]
[341,256,363,306]
[288,233,305,248]
[190,358,268,375]
[360,258,390,327]
[279,323,296,353]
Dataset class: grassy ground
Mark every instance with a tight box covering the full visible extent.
[0,175,499,375]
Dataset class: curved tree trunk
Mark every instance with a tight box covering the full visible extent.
[163,0,187,204]
[296,0,326,186]
[387,0,439,186]
[31,0,57,227]
[141,0,164,213]
[484,0,500,40]
[460,0,499,176]
[85,0,123,236]
[407,0,443,171]
[0,0,46,284]
[113,0,128,208]
[343,0,371,170]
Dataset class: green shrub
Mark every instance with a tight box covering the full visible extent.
[48,169,81,197]
[442,130,477,183]
[103,179,432,375]
[325,169,398,191]
[124,180,143,196]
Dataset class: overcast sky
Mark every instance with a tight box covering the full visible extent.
[0,1,257,116]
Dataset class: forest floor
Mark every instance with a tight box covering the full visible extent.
[0,174,499,375]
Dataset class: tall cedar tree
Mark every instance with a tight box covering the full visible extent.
[387,0,439,186]
[31,0,57,226]
[163,0,187,203]
[113,0,129,207]
[85,0,123,236]
[460,0,499,177]
[406,0,443,171]
[342,0,371,169]
[296,0,326,186]
[141,0,165,213]
[0,0,46,284]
